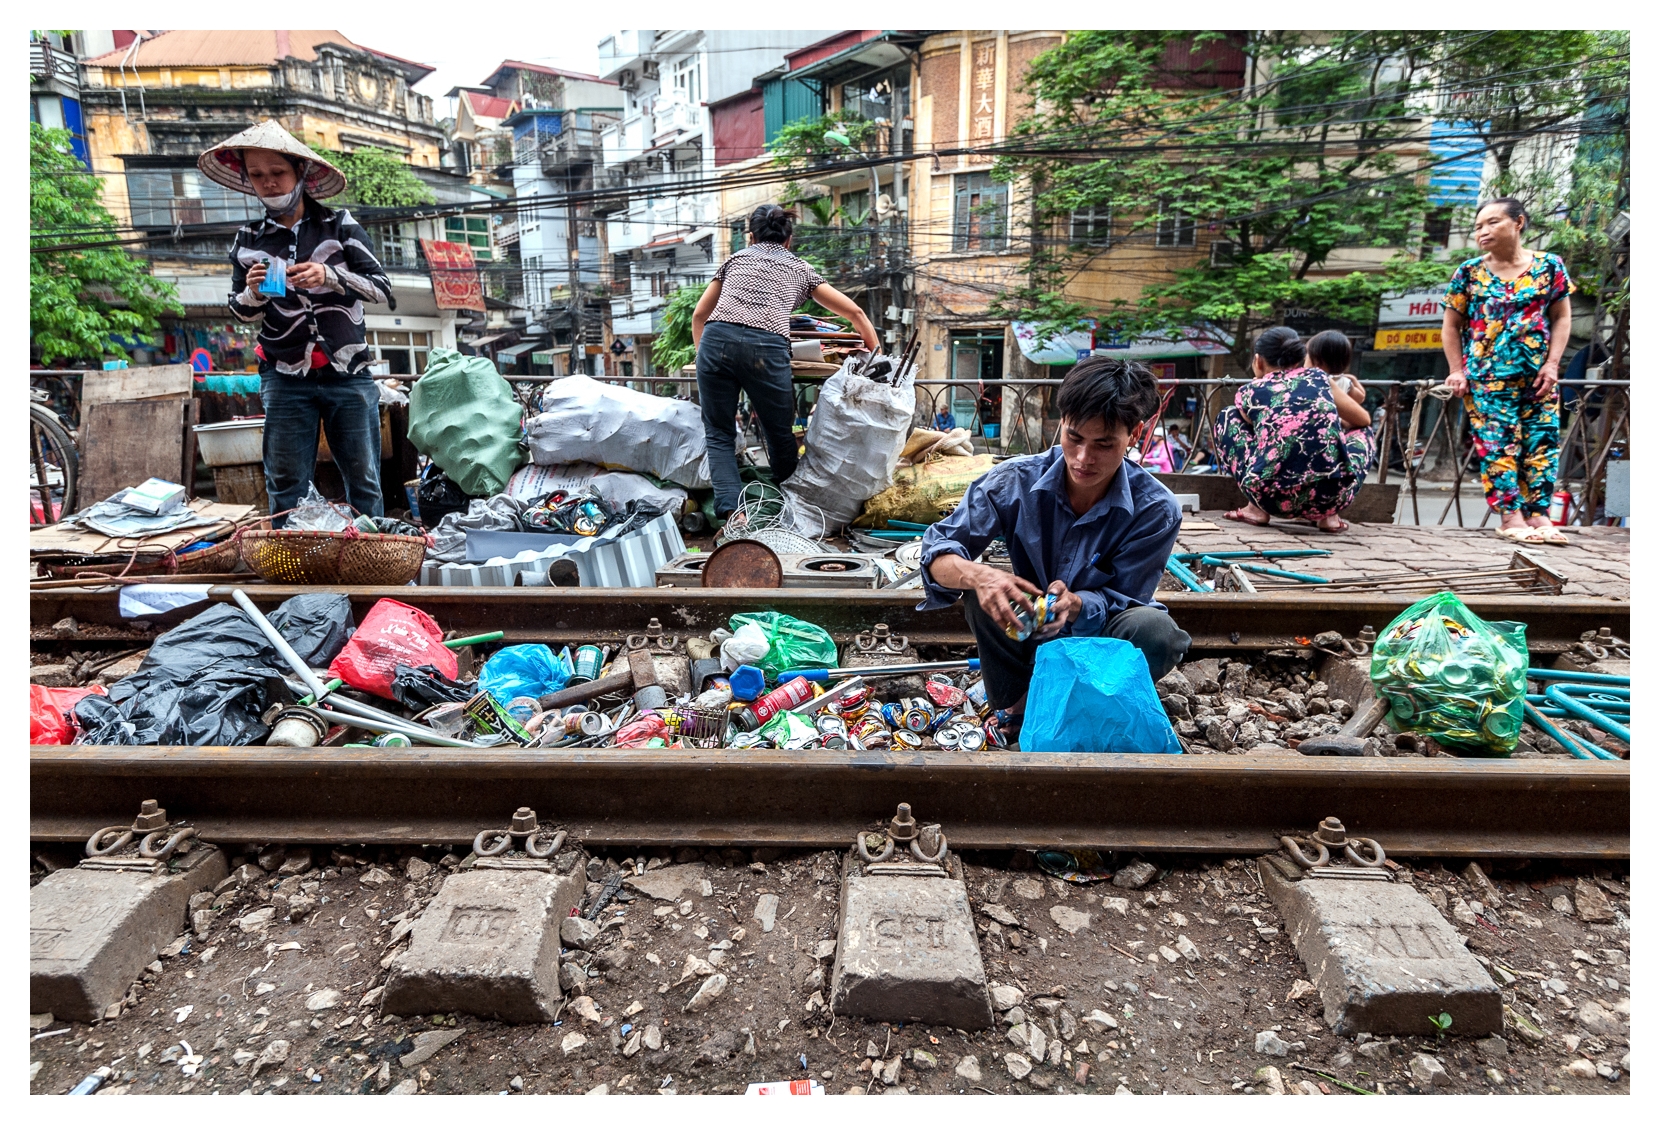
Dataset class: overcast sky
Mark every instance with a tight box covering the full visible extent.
[343,24,605,113]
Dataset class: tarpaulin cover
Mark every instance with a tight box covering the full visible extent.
[527,375,711,489]
[329,598,456,699]
[1021,638,1183,754]
[408,348,528,497]
[83,593,354,746]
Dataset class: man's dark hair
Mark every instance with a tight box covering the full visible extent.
[1305,329,1352,374]
[1055,356,1161,435]
[1477,196,1528,231]
[749,203,794,244]
[1254,326,1305,369]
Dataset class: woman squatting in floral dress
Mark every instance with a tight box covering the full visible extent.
[1212,327,1377,533]
[1440,197,1574,545]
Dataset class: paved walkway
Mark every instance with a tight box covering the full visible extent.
[1175,514,1629,600]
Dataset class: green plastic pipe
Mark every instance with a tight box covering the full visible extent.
[1544,685,1629,744]
[445,631,504,648]
[298,677,343,706]
[1524,668,1629,686]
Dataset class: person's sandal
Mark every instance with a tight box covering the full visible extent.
[1496,526,1546,544]
[1223,507,1271,527]
[1529,524,1570,546]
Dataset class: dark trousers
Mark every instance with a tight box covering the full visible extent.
[260,373,384,528]
[694,320,798,516]
[962,596,1192,710]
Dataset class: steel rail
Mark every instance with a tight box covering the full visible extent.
[28,587,1628,654]
[29,746,1628,859]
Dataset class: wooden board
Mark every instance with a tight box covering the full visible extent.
[78,398,191,508]
[1153,472,1401,524]
[79,364,193,408]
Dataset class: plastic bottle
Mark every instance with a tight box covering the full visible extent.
[732,677,818,732]
[729,664,767,703]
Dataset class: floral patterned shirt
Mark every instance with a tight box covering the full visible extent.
[1442,252,1573,379]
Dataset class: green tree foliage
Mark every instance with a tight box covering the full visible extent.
[990,31,1626,369]
[30,123,181,363]
[652,282,708,373]
[306,144,436,207]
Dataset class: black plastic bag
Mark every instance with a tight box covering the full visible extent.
[73,694,137,745]
[416,465,470,528]
[92,594,354,746]
[391,663,473,711]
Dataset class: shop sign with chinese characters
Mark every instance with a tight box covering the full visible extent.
[971,42,996,140]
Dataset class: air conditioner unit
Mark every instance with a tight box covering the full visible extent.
[641,60,660,81]
[617,69,637,92]
[1210,240,1238,267]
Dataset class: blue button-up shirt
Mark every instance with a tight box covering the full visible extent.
[917,448,1182,636]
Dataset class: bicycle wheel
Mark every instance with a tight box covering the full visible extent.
[29,403,78,526]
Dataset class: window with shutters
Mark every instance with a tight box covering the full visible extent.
[1155,202,1196,247]
[1071,205,1111,246]
[953,172,1008,252]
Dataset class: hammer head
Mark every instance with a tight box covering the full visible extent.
[1296,734,1367,757]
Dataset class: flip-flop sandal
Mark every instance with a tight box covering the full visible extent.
[1311,517,1349,533]
[1496,526,1545,544]
[1223,508,1271,527]
[1528,525,1571,546]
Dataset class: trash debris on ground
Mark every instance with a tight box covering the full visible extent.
[329,599,456,699]
[854,454,999,529]
[30,684,107,745]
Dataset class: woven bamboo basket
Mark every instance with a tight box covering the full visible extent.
[39,521,262,579]
[239,529,427,585]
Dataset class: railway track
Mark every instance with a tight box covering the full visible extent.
[30,586,1631,860]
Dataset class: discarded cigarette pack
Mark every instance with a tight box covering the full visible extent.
[118,478,188,515]
[745,1080,824,1095]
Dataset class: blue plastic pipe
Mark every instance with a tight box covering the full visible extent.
[778,658,980,683]
[1164,557,1209,592]
[1522,701,1614,760]
[1525,668,1630,686]
[1173,549,1331,562]
[1198,557,1331,583]
[1544,684,1630,744]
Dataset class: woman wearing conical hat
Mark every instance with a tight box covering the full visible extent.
[200,121,391,525]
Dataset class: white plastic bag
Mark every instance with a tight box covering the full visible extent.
[781,356,915,536]
[720,622,770,672]
[527,375,711,489]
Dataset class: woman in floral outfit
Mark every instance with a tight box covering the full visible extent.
[1441,198,1574,545]
[1213,327,1376,532]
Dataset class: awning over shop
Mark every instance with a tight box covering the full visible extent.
[531,350,560,365]
[1093,326,1232,360]
[466,334,507,349]
[497,341,538,359]
[788,31,919,85]
[1013,320,1096,365]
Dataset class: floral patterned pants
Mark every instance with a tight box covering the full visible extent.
[1465,374,1560,516]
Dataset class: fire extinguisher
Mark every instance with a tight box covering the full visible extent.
[1548,490,1573,525]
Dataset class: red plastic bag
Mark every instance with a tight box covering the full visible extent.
[327,599,456,699]
[31,684,107,745]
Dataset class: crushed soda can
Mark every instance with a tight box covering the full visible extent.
[727,731,768,750]
[893,730,924,750]
[880,702,906,730]
[462,690,532,746]
[925,677,967,710]
[1005,593,1058,642]
[935,725,961,750]
[899,697,935,733]
[982,716,1009,749]
[953,722,986,751]
[965,679,989,714]
[815,714,849,749]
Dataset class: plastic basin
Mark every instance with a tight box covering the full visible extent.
[193,419,265,466]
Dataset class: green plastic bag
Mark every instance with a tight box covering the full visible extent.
[1368,591,1528,756]
[407,348,527,498]
[728,611,838,679]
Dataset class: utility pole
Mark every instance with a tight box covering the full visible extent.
[566,138,584,379]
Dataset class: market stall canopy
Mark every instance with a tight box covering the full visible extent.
[1093,326,1233,360]
[1012,320,1096,365]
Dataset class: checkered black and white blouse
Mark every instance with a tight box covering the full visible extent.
[707,242,827,337]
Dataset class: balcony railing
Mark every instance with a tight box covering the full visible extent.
[29,40,79,89]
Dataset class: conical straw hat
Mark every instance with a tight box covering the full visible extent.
[198,120,348,200]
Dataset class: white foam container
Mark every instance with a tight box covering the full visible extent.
[193,419,265,466]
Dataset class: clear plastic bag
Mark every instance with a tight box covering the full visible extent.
[1369,591,1528,756]
[719,622,771,673]
[286,483,353,531]
[727,612,837,679]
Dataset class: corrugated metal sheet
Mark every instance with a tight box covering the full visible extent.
[763,77,823,144]
[84,29,358,68]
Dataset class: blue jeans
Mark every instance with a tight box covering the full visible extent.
[694,321,798,516]
[260,374,383,527]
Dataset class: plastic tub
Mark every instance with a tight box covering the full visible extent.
[193,419,265,466]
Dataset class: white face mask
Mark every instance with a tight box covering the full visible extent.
[258,183,304,217]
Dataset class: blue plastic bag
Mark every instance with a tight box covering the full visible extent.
[478,644,573,705]
[1021,638,1182,754]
